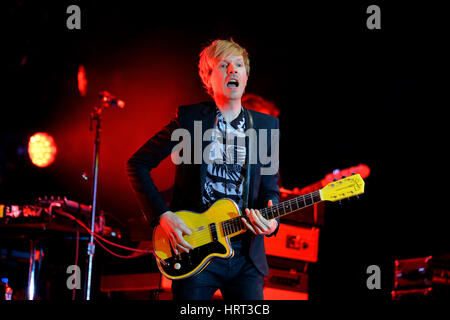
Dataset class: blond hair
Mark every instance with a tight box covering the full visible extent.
[198,39,250,97]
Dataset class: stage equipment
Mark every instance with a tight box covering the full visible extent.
[392,254,450,300]
[263,268,309,300]
[279,164,369,226]
[279,183,324,226]
[210,268,309,300]
[288,163,370,195]
[0,197,123,300]
[87,91,125,300]
[264,223,319,262]
[0,197,116,235]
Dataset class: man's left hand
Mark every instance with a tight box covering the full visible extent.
[242,200,278,236]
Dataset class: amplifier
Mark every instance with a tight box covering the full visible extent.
[394,256,433,289]
[279,201,325,226]
[263,268,308,300]
[391,287,450,301]
[213,268,309,300]
[100,273,171,292]
[391,287,433,301]
[394,255,450,289]
[263,287,308,300]
[100,272,173,300]
[392,254,450,300]
[264,223,319,262]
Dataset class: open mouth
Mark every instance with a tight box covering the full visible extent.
[227,80,239,88]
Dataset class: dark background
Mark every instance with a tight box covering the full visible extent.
[1,1,447,300]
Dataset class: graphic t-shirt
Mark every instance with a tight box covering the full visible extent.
[202,107,247,209]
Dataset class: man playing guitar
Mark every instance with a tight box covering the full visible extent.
[127,39,280,300]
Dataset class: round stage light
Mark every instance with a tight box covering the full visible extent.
[28,132,57,167]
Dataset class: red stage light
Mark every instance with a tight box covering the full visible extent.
[77,65,88,97]
[28,132,57,168]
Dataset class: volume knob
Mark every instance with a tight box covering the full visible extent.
[174,263,181,270]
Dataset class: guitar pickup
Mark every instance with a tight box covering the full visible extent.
[209,223,218,242]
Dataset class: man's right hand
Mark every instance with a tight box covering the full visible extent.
[159,211,194,255]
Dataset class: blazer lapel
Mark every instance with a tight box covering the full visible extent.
[199,102,216,198]
[244,108,256,210]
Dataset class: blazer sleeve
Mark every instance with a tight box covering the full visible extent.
[258,117,281,237]
[126,108,182,226]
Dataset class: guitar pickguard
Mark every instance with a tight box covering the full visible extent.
[159,241,230,279]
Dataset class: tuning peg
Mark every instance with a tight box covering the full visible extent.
[341,175,346,179]
[351,172,355,175]
[333,178,338,182]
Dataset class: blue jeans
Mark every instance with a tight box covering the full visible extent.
[171,240,264,300]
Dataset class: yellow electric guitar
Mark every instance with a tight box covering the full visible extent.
[153,174,365,280]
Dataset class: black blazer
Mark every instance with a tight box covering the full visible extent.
[127,101,280,276]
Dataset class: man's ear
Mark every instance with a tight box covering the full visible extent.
[206,73,214,96]
[206,71,212,88]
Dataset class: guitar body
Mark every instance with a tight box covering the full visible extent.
[153,198,245,280]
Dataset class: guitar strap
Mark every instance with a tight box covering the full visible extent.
[242,108,253,211]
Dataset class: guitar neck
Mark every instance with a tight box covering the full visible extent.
[221,190,322,237]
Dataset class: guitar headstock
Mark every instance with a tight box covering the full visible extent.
[320,174,365,202]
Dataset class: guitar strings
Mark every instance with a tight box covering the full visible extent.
[166,185,357,256]
[178,186,358,246]
[185,191,321,244]
[179,190,322,246]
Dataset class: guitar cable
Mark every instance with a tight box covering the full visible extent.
[49,203,153,259]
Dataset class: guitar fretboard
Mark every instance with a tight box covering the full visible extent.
[221,190,322,236]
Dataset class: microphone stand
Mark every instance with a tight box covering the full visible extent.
[84,101,103,300]
[85,94,119,300]
[84,91,124,300]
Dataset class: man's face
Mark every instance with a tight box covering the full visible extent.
[209,55,248,102]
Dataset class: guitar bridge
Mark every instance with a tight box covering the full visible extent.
[209,223,218,242]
